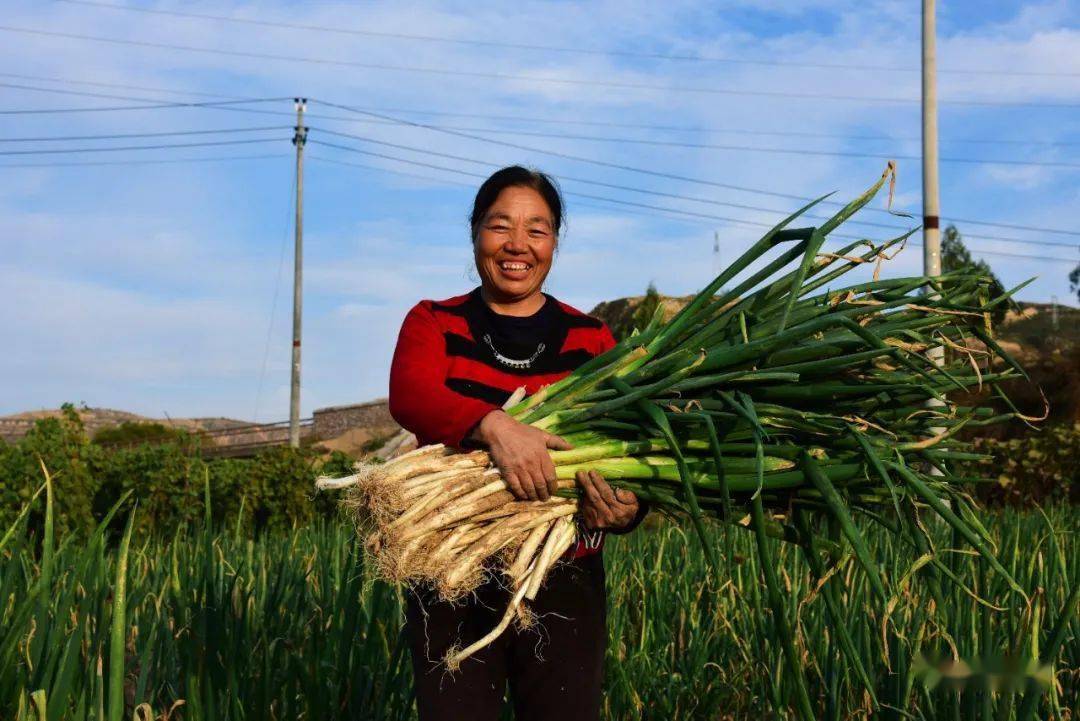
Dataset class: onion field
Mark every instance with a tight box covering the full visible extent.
[2,482,1076,720]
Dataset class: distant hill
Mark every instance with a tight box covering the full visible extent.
[0,407,248,444]
[0,400,401,460]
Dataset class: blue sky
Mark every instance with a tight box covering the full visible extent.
[2,0,1078,421]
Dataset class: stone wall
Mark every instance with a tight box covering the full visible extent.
[313,399,398,440]
[0,418,33,444]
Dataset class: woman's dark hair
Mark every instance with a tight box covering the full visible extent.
[469,166,564,241]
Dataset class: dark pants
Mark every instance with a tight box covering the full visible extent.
[405,554,607,721]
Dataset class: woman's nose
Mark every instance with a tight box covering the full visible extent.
[504,229,528,251]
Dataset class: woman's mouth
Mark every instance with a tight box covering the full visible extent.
[497,260,532,280]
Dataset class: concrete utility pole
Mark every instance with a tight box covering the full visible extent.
[289,98,307,448]
[922,2,945,467]
[922,0,942,287]
[922,0,945,365]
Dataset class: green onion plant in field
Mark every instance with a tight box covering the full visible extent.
[1,487,1075,718]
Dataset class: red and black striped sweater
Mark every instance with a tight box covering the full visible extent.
[388,287,641,558]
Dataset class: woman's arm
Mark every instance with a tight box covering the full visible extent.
[388,303,502,449]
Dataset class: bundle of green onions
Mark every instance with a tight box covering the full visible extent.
[317,166,1039,680]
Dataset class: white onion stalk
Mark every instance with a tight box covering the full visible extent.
[318,445,584,664]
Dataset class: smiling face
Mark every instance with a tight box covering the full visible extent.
[473,185,557,311]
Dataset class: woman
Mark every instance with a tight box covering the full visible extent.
[388,166,648,721]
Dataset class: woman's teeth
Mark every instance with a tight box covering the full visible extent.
[500,262,530,271]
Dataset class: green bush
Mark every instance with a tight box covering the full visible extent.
[0,408,358,539]
[0,405,100,537]
[5,410,1073,540]
[92,420,187,446]
[961,422,1080,505]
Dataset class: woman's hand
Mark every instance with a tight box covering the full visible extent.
[576,470,640,531]
[472,410,572,501]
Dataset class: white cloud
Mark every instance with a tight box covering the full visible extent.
[983,164,1056,190]
[0,264,271,412]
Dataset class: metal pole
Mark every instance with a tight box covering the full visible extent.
[289,98,307,448]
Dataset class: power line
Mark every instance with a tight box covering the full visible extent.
[3,77,1075,239]
[56,0,1080,79]
[308,103,1080,245]
[307,146,1076,264]
[318,113,1080,149]
[9,70,1079,149]
[0,126,288,142]
[0,82,288,114]
[937,216,1080,236]
[313,127,818,216]
[333,123,1080,171]
[0,79,356,125]
[314,128,1076,250]
[311,137,780,229]
[307,152,831,227]
[310,138,1073,261]
[0,79,427,128]
[0,138,279,156]
[0,71,238,100]
[6,77,1071,171]
[343,120,1080,239]
[5,79,1079,232]
[309,153,695,224]
[310,127,888,219]
[317,152,731,227]
[0,153,286,168]
[309,130,1078,250]
[4,25,1080,108]
[7,82,1079,170]
[311,100,894,203]
[934,231,1077,249]
[310,143,797,232]
[253,168,297,423]
[309,153,477,189]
